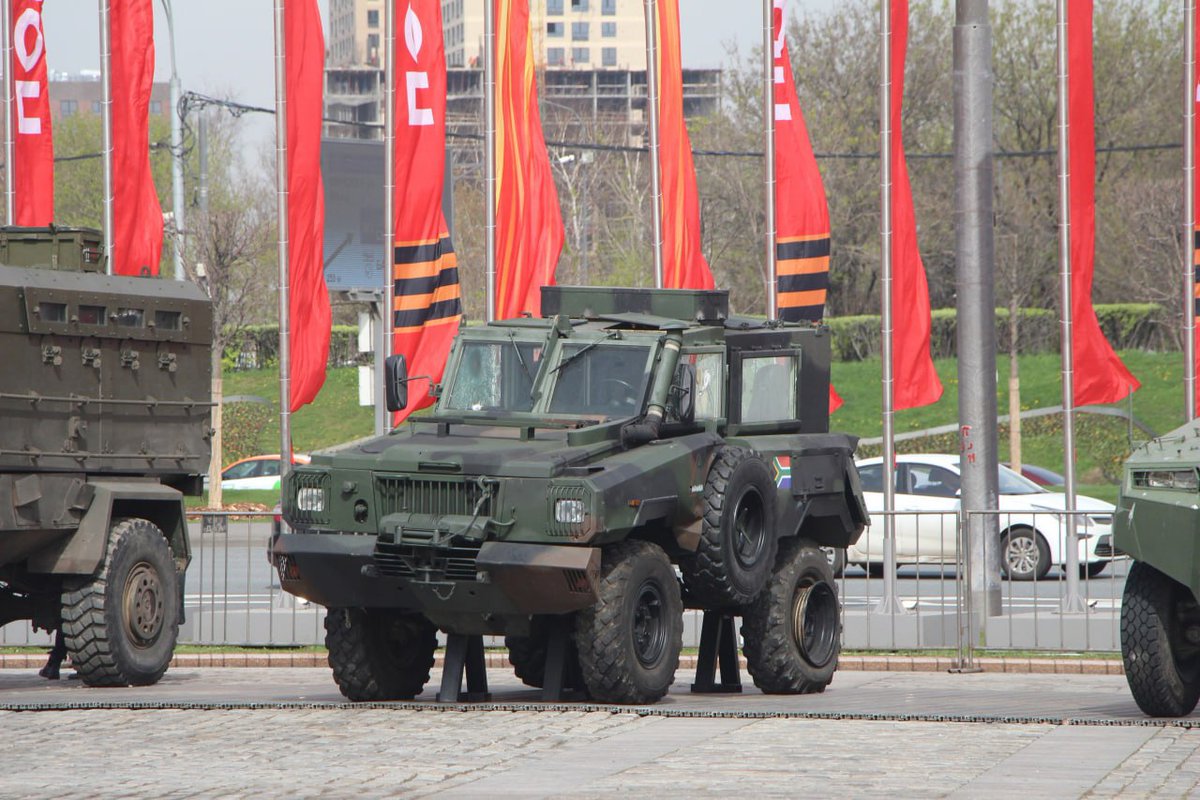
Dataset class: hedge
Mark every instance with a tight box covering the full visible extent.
[224,325,361,371]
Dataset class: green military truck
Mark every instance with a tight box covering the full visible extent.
[0,227,212,686]
[1116,422,1200,717]
[276,286,867,704]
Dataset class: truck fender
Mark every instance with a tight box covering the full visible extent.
[27,480,191,576]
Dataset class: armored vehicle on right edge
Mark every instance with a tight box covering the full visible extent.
[277,286,867,705]
[1116,423,1200,716]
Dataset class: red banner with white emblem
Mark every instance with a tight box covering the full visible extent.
[109,0,162,275]
[392,0,460,422]
[10,0,53,226]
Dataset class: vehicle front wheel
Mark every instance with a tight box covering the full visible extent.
[574,540,682,704]
[506,615,586,693]
[325,608,437,701]
[743,539,841,694]
[61,517,180,687]
[1000,527,1051,581]
[1121,561,1200,717]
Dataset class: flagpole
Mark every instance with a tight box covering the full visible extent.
[273,0,292,469]
[484,0,496,321]
[1056,0,1085,613]
[643,0,664,288]
[99,0,115,275]
[1185,0,1196,420]
[876,0,904,616]
[379,0,395,435]
[762,0,777,318]
[2,0,13,226]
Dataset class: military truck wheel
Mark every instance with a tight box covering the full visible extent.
[742,539,840,694]
[61,518,179,687]
[1121,561,1200,717]
[680,447,778,608]
[505,615,586,692]
[574,540,682,704]
[325,608,437,701]
[1000,527,1051,581]
[821,547,846,578]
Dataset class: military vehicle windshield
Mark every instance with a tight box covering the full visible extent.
[444,340,543,412]
[548,342,652,416]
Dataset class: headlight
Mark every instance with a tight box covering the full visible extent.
[554,498,586,524]
[297,487,326,513]
[1133,469,1200,491]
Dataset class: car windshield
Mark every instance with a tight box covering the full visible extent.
[998,464,1046,495]
[444,340,543,412]
[548,342,652,416]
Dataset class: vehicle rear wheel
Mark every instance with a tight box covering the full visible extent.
[574,540,682,704]
[1121,561,1200,717]
[821,547,846,578]
[680,447,778,608]
[61,518,180,687]
[1000,527,1051,581]
[505,615,586,692]
[325,608,437,701]
[742,539,841,694]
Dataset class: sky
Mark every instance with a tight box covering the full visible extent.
[42,1,837,113]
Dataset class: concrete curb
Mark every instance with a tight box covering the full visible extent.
[0,652,1127,675]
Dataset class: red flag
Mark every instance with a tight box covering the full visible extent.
[109,0,161,276]
[392,0,461,422]
[494,0,563,319]
[654,0,713,290]
[10,0,52,225]
[888,0,941,410]
[1066,0,1138,406]
[829,385,843,414]
[284,0,330,411]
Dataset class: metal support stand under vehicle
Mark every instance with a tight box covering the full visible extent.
[436,634,491,703]
[539,615,580,702]
[690,612,743,694]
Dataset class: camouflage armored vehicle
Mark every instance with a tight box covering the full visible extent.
[1116,421,1200,716]
[276,286,867,704]
[0,227,212,686]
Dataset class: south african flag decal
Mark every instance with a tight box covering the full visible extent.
[773,456,791,489]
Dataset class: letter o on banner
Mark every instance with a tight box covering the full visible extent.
[14,8,44,73]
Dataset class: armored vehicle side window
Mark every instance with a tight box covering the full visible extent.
[682,352,723,419]
[116,308,145,328]
[740,354,797,423]
[446,341,542,412]
[548,343,651,416]
[154,310,183,330]
[78,304,105,325]
[37,302,67,323]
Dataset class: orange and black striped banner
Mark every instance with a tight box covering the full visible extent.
[392,234,462,335]
[776,235,830,323]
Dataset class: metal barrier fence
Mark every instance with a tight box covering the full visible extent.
[1,509,1128,659]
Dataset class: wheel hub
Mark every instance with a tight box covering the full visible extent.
[123,561,165,647]
[792,577,838,669]
[1005,535,1038,577]
[632,579,667,668]
[732,488,765,569]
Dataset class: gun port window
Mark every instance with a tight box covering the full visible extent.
[740,354,797,423]
[446,341,543,412]
[37,302,67,323]
[78,305,105,325]
[115,308,145,328]
[154,310,183,330]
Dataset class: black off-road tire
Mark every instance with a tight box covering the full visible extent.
[61,517,180,687]
[574,540,682,704]
[1000,527,1051,581]
[742,538,841,694]
[325,608,438,701]
[1121,561,1200,717]
[679,447,778,608]
[505,615,586,692]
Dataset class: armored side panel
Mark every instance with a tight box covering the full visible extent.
[0,263,213,479]
[0,227,105,273]
[541,285,729,324]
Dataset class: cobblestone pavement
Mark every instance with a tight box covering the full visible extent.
[3,668,1200,798]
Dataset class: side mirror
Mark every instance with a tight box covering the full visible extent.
[672,363,696,424]
[384,354,408,412]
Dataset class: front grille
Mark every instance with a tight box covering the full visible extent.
[374,539,482,581]
[376,476,491,518]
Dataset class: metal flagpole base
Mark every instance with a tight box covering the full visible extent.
[871,592,911,615]
[1059,592,1088,614]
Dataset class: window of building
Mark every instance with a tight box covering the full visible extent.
[572,46,589,64]
[571,0,589,10]
[368,9,379,27]
[547,0,563,13]
[602,46,617,67]
[150,100,162,115]
[602,0,616,13]
[60,99,77,116]
[548,47,565,66]
[547,21,563,37]
[571,21,589,40]
[602,21,616,37]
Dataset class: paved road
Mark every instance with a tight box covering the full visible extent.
[2,667,1199,798]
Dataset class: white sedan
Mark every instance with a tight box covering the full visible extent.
[847,454,1117,580]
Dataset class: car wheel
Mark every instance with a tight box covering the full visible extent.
[1000,527,1051,581]
[1121,561,1200,717]
[821,547,846,578]
[325,608,437,701]
[864,562,886,579]
[1080,561,1108,579]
